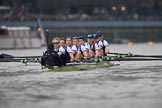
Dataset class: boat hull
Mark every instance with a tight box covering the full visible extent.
[42,62,114,72]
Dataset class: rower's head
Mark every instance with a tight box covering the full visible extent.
[52,37,60,49]
[92,33,98,42]
[87,34,93,44]
[78,36,84,45]
[96,31,103,41]
[59,38,66,47]
[66,36,72,46]
[72,36,79,46]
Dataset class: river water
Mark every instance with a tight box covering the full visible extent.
[0,43,162,108]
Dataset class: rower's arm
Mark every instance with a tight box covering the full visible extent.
[98,41,103,51]
[83,51,88,59]
[95,50,99,58]
[98,45,103,51]
[80,45,88,59]
[69,52,75,62]
[105,46,109,54]
[58,46,65,57]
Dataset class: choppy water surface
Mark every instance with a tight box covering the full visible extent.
[0,43,162,108]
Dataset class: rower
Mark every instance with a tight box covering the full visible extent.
[52,37,66,66]
[65,36,75,62]
[96,31,109,56]
[79,36,90,59]
[59,38,70,63]
[59,36,74,63]
[92,33,104,57]
[59,38,66,48]
[78,36,89,59]
[71,36,87,62]
[66,36,73,47]
[85,34,96,58]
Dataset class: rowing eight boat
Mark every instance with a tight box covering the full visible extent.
[1,52,161,72]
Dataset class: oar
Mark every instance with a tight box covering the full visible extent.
[85,56,162,63]
[0,53,41,59]
[104,58,162,61]
[0,58,41,64]
[108,52,162,58]
[0,59,21,62]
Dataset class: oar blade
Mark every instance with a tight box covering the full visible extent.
[0,53,14,58]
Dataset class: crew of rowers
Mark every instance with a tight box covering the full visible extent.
[41,31,109,67]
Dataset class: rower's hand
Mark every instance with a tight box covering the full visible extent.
[70,59,75,62]
[83,56,88,60]
[105,51,109,55]
[95,55,99,58]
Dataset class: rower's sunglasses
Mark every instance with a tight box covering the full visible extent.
[52,42,59,44]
